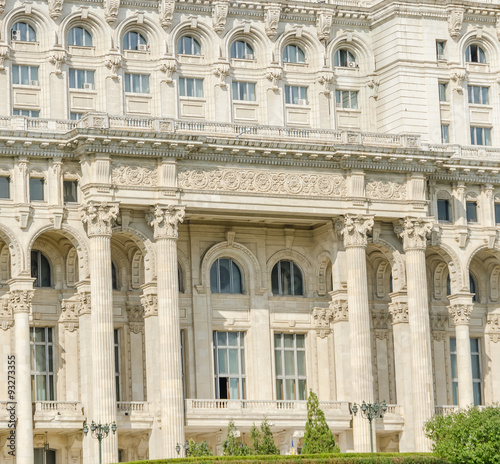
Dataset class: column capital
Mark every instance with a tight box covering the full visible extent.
[389,301,409,324]
[8,289,34,314]
[486,313,500,343]
[80,201,119,237]
[447,303,473,325]
[329,292,349,322]
[312,307,333,338]
[335,214,374,248]
[60,299,79,332]
[141,293,158,318]
[146,204,185,240]
[394,217,433,251]
[77,291,92,316]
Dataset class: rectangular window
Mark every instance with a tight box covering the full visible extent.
[335,89,358,109]
[450,337,482,406]
[468,86,489,105]
[495,203,500,224]
[114,329,120,401]
[285,85,308,105]
[12,65,39,85]
[437,199,450,222]
[466,201,478,223]
[439,83,448,102]
[275,333,307,401]
[124,73,150,94]
[436,41,446,60]
[63,180,78,203]
[232,81,256,101]
[470,127,491,146]
[30,327,54,401]
[69,69,95,89]
[13,109,39,117]
[213,331,246,400]
[0,177,10,199]
[29,178,44,202]
[441,124,449,143]
[70,112,83,120]
[179,77,203,98]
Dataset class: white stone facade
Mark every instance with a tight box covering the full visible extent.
[0,0,500,462]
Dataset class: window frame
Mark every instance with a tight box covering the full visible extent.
[436,40,446,60]
[29,177,45,202]
[439,83,448,102]
[114,328,121,401]
[63,180,78,203]
[13,109,39,117]
[271,260,304,296]
[232,81,256,102]
[11,22,37,42]
[465,44,486,64]
[336,89,359,109]
[470,126,491,146]
[334,48,356,67]
[213,331,246,400]
[283,44,306,64]
[284,85,308,106]
[124,73,150,94]
[177,36,201,56]
[12,64,39,86]
[69,69,95,90]
[179,77,204,98]
[466,200,478,223]
[0,176,10,199]
[441,124,450,143]
[437,198,451,222]
[468,85,489,105]
[210,258,243,294]
[123,31,147,51]
[67,26,93,47]
[31,250,51,288]
[30,326,55,401]
[494,202,500,224]
[230,40,254,60]
[274,333,307,401]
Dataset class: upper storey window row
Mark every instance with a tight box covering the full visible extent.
[11,22,36,42]
[123,31,147,51]
[466,44,486,64]
[68,27,92,47]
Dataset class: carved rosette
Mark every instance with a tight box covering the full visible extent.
[78,292,92,315]
[80,202,119,237]
[448,304,473,325]
[60,299,79,332]
[141,294,158,318]
[486,314,500,343]
[159,0,176,29]
[212,1,229,34]
[146,204,185,240]
[312,307,333,338]
[330,298,348,322]
[394,217,433,251]
[265,5,280,38]
[0,299,13,330]
[335,214,374,248]
[8,290,34,314]
[388,301,408,324]
[126,303,144,334]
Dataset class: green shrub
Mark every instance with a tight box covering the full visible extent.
[425,405,500,464]
[250,420,280,455]
[222,420,252,456]
[186,438,213,457]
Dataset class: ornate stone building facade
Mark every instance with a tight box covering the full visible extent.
[0,0,500,462]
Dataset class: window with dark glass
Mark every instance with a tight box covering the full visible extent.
[0,176,10,199]
[468,86,489,105]
[334,48,356,67]
[124,73,149,93]
[275,333,306,400]
[179,77,203,98]
[12,65,39,85]
[283,44,305,64]
[465,44,486,64]
[446,275,451,296]
[271,260,303,296]
[436,41,446,60]
[69,69,95,89]
[213,331,245,399]
[231,40,254,59]
[470,127,491,146]
[34,448,56,464]
[441,124,449,143]
[470,273,478,302]
[63,180,78,203]
[177,36,201,55]
[68,26,92,47]
[11,22,36,42]
[178,265,183,293]
[31,250,51,287]
[114,329,120,401]
[210,258,242,294]
[284,85,307,105]
[437,199,451,222]
[123,31,147,50]
[336,90,358,109]
[112,262,118,290]
[232,81,256,102]
[30,178,44,201]
[14,109,39,117]
[466,201,478,223]
[450,337,482,406]
[30,327,54,400]
[439,83,448,102]
[495,203,500,224]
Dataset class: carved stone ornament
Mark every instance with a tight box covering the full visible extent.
[317,70,335,95]
[8,290,34,314]
[159,56,177,83]
[367,76,380,98]
[112,164,158,187]
[105,0,120,24]
[335,214,374,248]
[212,1,229,34]
[312,307,333,338]
[388,301,408,324]
[141,293,158,318]
[105,50,122,78]
[0,299,13,330]
[126,303,144,334]
[450,68,467,94]
[213,61,231,87]
[49,45,67,74]
[496,16,500,41]
[78,292,91,315]
[159,0,175,29]
[48,0,63,20]
[60,299,79,332]
[448,9,464,40]
[265,4,280,38]
[146,204,185,240]
[394,217,433,251]
[430,312,448,332]
[487,314,500,343]
[316,11,333,41]
[0,0,5,15]
[0,43,10,71]
[80,202,119,237]
[366,179,406,200]
[448,304,473,325]
[330,298,348,322]
[179,167,346,197]
[265,65,283,91]
[372,309,391,330]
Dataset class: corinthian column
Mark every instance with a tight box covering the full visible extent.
[147,204,185,458]
[8,280,34,464]
[448,294,474,408]
[81,202,119,464]
[394,217,434,451]
[335,214,375,452]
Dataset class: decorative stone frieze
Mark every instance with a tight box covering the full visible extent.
[388,301,408,324]
[146,204,185,240]
[159,0,175,28]
[265,4,280,38]
[335,214,374,248]
[60,299,79,332]
[8,290,34,314]
[0,298,13,330]
[394,217,433,251]
[112,164,158,187]
[448,9,464,40]
[447,304,473,325]
[366,180,407,200]
[486,314,500,343]
[312,307,333,338]
[212,1,229,34]
[80,202,119,237]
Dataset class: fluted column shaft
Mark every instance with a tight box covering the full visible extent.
[148,204,185,458]
[395,218,434,451]
[81,202,119,464]
[336,215,375,453]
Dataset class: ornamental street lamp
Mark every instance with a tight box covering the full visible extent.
[83,421,117,464]
[351,400,387,453]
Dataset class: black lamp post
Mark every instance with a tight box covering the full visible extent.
[83,421,117,464]
[351,400,387,453]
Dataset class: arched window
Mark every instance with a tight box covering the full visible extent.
[210,258,242,294]
[68,26,92,47]
[470,273,478,302]
[177,36,201,55]
[112,262,118,290]
[11,22,37,42]
[231,40,254,59]
[283,44,305,64]
[466,44,486,64]
[31,250,51,287]
[123,31,147,51]
[334,48,356,67]
[272,260,303,296]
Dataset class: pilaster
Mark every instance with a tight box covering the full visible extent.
[330,290,350,402]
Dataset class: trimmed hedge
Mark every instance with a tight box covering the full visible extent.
[120,452,448,464]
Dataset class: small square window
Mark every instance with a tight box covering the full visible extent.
[437,199,450,222]
[29,178,44,201]
[0,177,10,199]
[466,201,477,223]
[63,180,78,203]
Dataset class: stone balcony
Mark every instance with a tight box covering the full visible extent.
[116,401,153,430]
[33,401,84,431]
